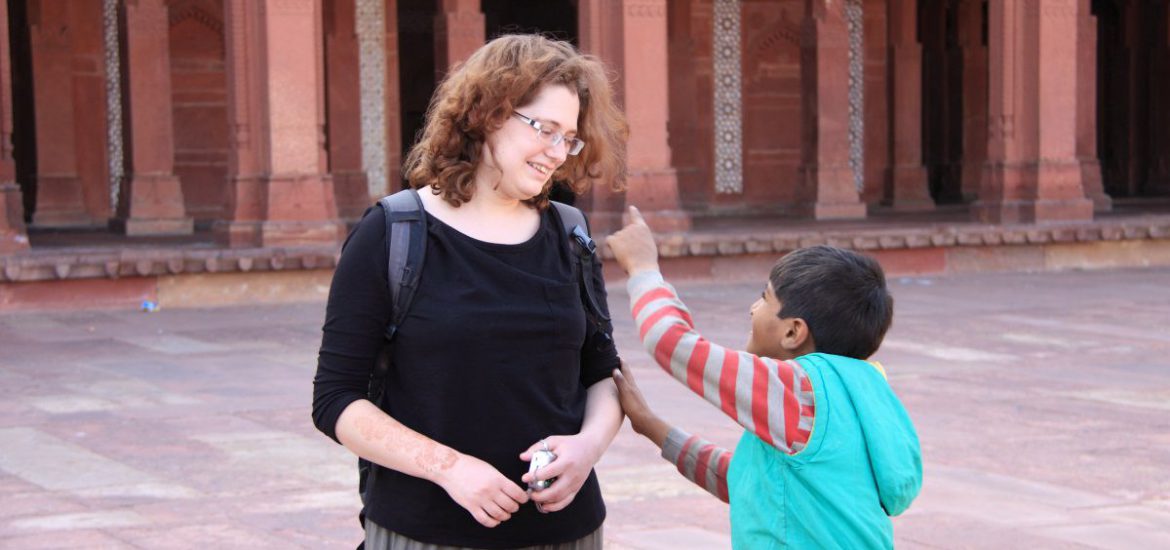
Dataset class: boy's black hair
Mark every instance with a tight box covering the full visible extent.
[769,245,893,359]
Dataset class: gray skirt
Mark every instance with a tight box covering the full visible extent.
[364,521,603,550]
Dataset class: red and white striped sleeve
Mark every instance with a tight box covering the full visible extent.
[627,271,816,454]
[662,427,732,503]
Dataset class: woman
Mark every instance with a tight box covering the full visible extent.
[312,35,628,549]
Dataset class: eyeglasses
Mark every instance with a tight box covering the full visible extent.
[512,112,585,156]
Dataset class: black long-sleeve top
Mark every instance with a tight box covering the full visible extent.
[312,204,620,548]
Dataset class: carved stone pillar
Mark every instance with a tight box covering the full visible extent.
[1077,2,1111,211]
[885,0,932,211]
[799,0,866,219]
[28,0,90,228]
[112,0,192,235]
[576,0,626,232]
[576,0,690,233]
[619,0,689,231]
[957,0,988,203]
[325,0,367,220]
[974,0,1094,223]
[217,0,341,247]
[0,0,28,252]
[352,0,401,205]
[434,0,483,81]
[383,0,402,194]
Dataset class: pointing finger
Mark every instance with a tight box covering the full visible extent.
[627,205,647,227]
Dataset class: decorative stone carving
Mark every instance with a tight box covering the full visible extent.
[845,0,863,194]
[627,2,666,18]
[713,0,742,194]
[104,0,123,214]
[168,4,224,35]
[356,0,387,198]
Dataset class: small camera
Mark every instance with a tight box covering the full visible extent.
[527,449,557,491]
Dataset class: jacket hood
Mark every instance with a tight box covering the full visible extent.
[808,353,923,516]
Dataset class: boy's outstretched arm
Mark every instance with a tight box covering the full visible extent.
[608,207,816,455]
[613,364,731,503]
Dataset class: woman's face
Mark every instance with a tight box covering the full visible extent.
[480,84,580,202]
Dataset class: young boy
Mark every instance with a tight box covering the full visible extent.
[607,206,922,549]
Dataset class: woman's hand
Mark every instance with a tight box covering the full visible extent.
[519,433,603,513]
[433,453,529,528]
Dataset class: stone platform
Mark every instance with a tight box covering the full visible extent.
[2,202,1170,312]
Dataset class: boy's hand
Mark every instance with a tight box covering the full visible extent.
[613,363,669,448]
[606,206,659,276]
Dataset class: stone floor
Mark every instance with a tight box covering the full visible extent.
[1,267,1169,548]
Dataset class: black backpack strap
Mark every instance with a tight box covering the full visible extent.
[360,188,426,530]
[551,201,612,335]
[378,189,428,341]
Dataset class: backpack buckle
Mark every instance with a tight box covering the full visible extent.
[571,225,596,255]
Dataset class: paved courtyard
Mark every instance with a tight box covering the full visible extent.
[2,267,1169,549]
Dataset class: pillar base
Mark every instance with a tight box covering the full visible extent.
[110,217,194,236]
[887,164,934,212]
[971,199,1095,224]
[1,183,29,253]
[1080,159,1112,213]
[974,161,1095,224]
[332,169,372,221]
[117,174,194,235]
[0,231,28,253]
[216,173,343,248]
[625,168,691,232]
[807,201,868,220]
[31,174,95,228]
[960,163,984,203]
[214,220,344,248]
[799,164,867,220]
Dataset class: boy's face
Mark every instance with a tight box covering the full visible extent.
[746,282,791,360]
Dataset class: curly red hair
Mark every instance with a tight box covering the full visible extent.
[403,34,628,209]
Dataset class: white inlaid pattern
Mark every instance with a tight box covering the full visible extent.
[357,0,388,198]
[713,0,743,194]
[103,0,123,212]
[845,0,865,193]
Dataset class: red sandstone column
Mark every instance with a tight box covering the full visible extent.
[434,0,483,81]
[0,0,28,252]
[576,0,627,233]
[798,0,865,219]
[616,0,690,232]
[324,0,367,220]
[1077,3,1111,212]
[218,0,341,247]
[70,1,111,224]
[28,0,91,228]
[974,0,1093,223]
[885,0,932,211]
[384,0,402,194]
[863,0,890,206]
[958,0,988,202]
[113,0,193,235]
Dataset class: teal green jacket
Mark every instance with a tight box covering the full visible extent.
[727,353,922,549]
